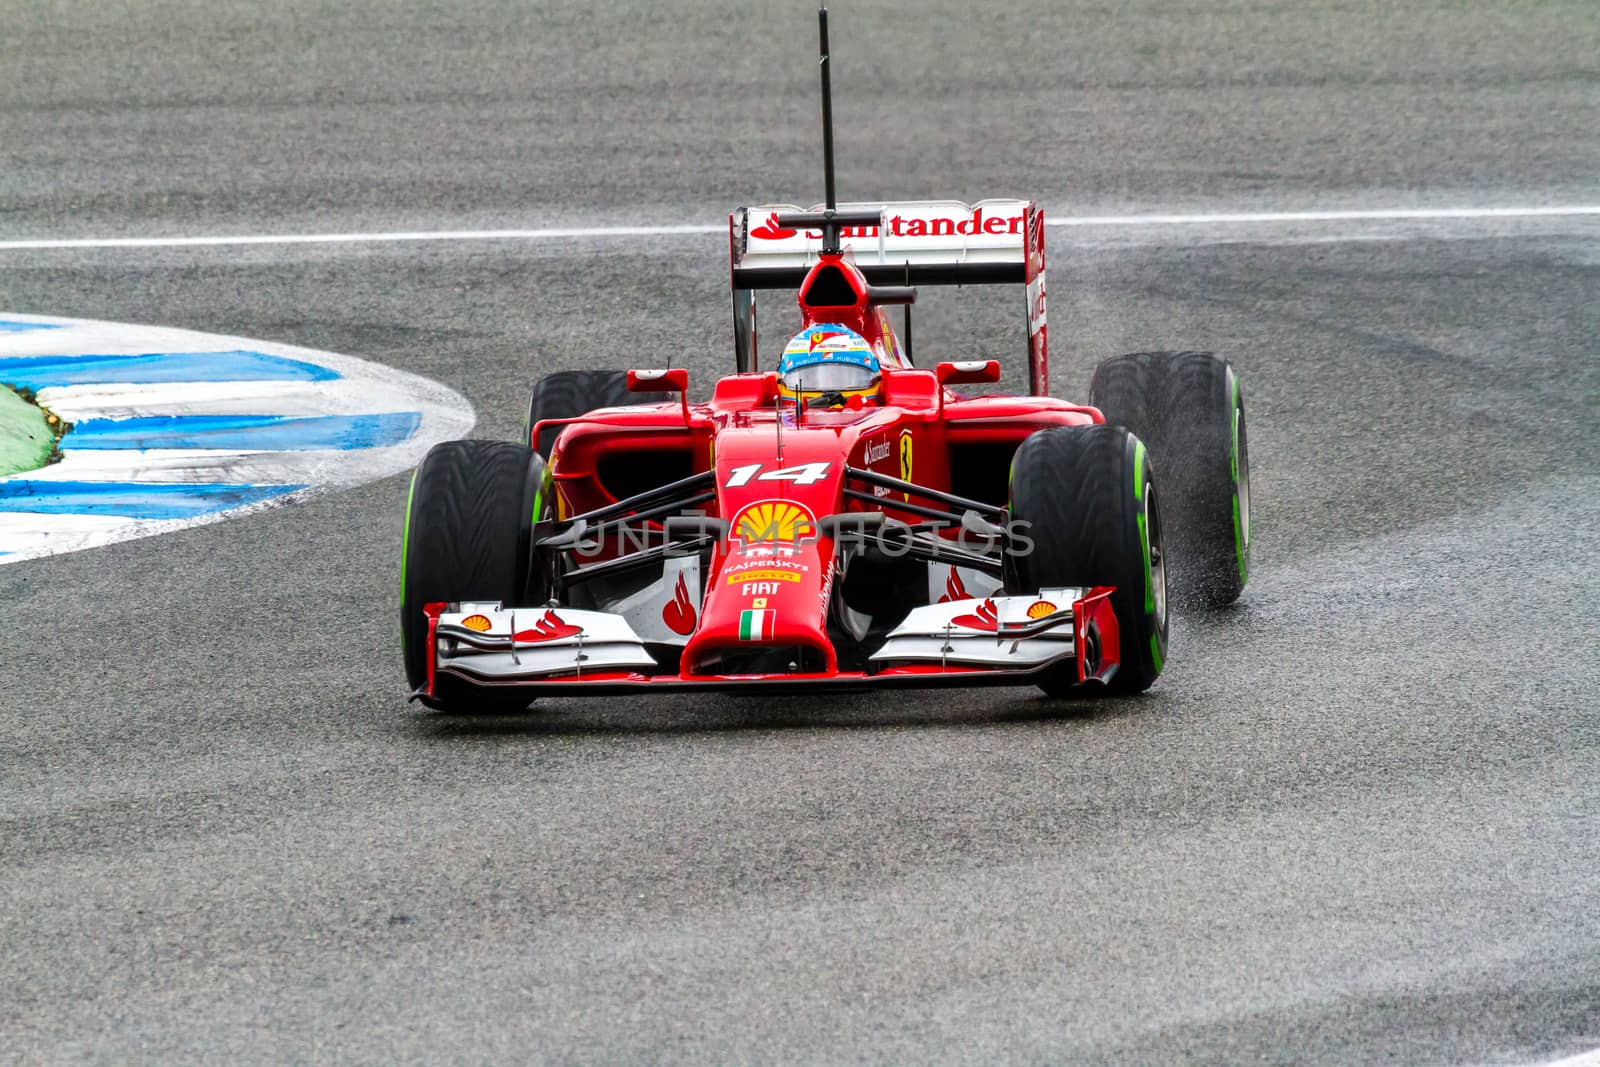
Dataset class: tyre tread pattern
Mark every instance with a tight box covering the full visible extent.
[1009,424,1164,695]
[401,439,540,711]
[1090,350,1247,608]
[525,369,653,458]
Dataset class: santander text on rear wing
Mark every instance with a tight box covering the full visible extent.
[729,198,1050,395]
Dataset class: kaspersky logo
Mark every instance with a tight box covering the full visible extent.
[731,499,815,543]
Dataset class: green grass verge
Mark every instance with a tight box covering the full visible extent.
[0,384,69,477]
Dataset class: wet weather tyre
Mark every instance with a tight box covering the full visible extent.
[400,439,546,713]
[1008,424,1167,696]
[523,369,650,458]
[1089,351,1250,608]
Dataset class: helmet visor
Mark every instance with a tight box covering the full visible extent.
[781,362,878,394]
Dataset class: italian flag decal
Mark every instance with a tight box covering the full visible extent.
[738,609,776,641]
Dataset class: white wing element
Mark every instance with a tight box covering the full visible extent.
[869,591,1083,668]
[435,605,657,681]
[737,199,1031,271]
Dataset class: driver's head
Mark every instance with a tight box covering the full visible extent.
[776,325,882,408]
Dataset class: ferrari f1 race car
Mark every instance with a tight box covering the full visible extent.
[399,9,1251,712]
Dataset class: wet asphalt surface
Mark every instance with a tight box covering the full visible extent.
[2,1,1599,1062]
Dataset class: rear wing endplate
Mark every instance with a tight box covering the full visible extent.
[729,198,1049,395]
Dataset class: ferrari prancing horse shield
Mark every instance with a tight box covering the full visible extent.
[898,431,913,499]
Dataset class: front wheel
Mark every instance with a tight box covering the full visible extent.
[400,439,546,712]
[1008,424,1168,696]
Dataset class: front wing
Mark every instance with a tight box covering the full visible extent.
[418,589,1121,698]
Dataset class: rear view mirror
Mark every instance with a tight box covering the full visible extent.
[936,360,1001,386]
[627,367,691,423]
[627,368,689,394]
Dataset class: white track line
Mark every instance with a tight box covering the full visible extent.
[1,205,1597,251]
[1532,1050,1600,1067]
[0,225,721,250]
[1053,205,1600,226]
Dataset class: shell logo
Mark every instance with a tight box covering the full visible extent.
[732,499,815,543]
[1025,600,1058,620]
[460,614,493,632]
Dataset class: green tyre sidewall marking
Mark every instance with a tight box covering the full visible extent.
[532,462,552,525]
[1133,437,1153,614]
[1133,437,1165,674]
[399,466,419,653]
[1229,372,1241,575]
[1230,370,1248,584]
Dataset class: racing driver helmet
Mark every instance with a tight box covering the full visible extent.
[776,325,882,408]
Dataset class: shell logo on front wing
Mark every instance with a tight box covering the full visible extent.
[731,499,815,544]
[1026,600,1058,620]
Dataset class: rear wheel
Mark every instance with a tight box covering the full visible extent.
[400,439,546,712]
[523,369,651,458]
[1008,424,1167,696]
[1090,350,1249,608]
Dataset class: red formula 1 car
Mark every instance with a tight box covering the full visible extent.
[399,9,1251,712]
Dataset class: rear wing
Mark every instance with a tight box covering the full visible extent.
[729,198,1050,395]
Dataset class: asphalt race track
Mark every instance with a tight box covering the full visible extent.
[3,1,1598,1062]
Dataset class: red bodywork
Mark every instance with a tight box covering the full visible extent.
[447,243,1125,697]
